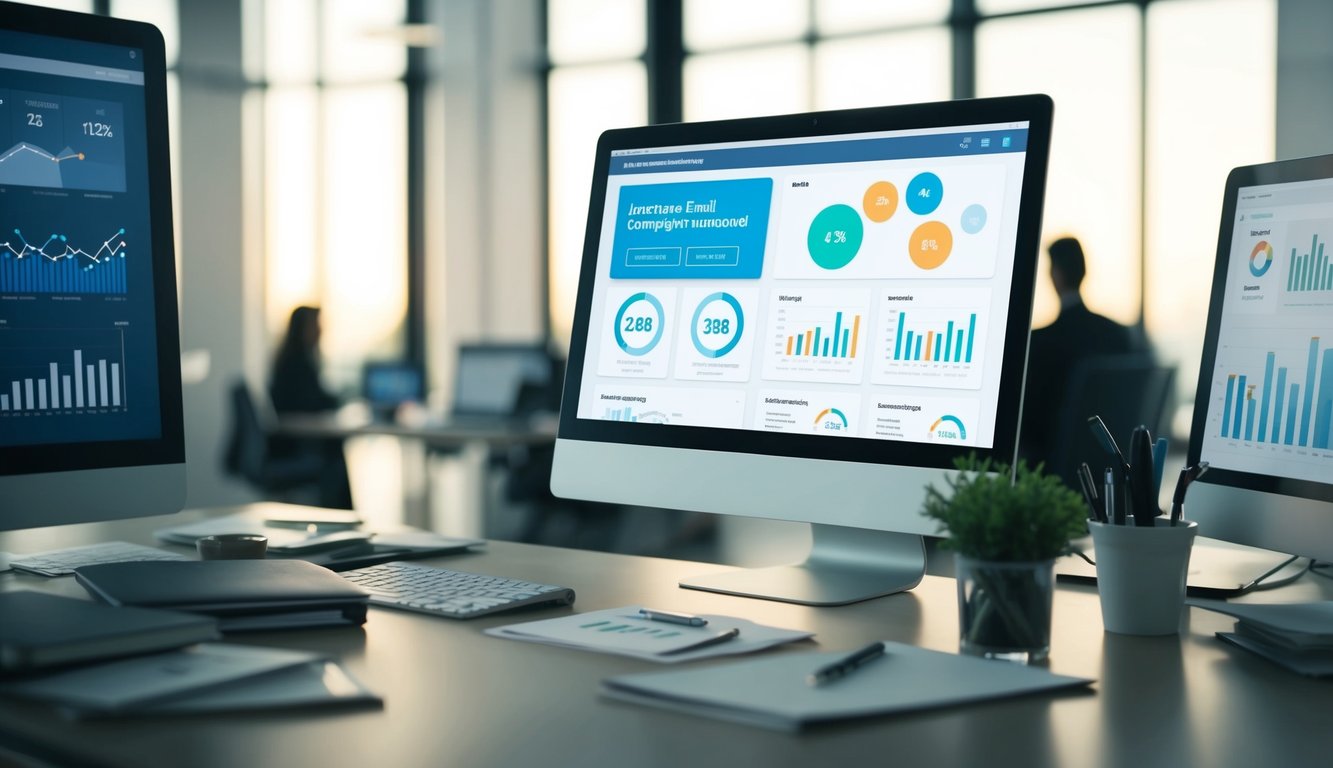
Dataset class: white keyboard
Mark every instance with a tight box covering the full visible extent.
[9,541,190,577]
[341,561,575,619]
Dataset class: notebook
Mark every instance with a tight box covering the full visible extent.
[602,641,1093,731]
[74,559,370,631]
[0,591,220,674]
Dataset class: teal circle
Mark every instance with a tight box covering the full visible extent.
[690,292,744,359]
[906,172,943,215]
[613,292,665,356]
[961,204,987,234]
[807,205,864,270]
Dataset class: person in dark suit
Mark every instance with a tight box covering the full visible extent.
[1020,237,1140,470]
[268,306,353,509]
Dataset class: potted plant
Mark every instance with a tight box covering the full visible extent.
[921,454,1087,663]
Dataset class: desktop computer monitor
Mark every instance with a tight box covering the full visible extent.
[552,96,1054,604]
[1186,154,1333,564]
[0,3,185,530]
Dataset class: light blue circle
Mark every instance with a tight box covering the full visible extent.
[961,204,987,235]
[690,292,744,359]
[613,292,665,356]
[906,172,944,215]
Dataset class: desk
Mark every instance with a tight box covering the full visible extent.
[274,410,556,530]
[3,508,1333,768]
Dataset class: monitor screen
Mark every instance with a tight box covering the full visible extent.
[453,344,551,417]
[1184,154,1333,566]
[363,362,424,409]
[552,98,1052,604]
[566,112,1038,462]
[0,5,184,529]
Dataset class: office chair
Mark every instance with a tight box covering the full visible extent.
[1041,354,1176,492]
[222,380,329,502]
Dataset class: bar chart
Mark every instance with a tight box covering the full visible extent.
[782,311,861,359]
[1218,336,1333,450]
[890,310,978,363]
[1287,233,1333,294]
[0,329,127,415]
[871,288,990,390]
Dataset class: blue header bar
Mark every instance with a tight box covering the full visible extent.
[611,129,1028,175]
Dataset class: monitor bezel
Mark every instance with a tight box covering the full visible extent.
[557,95,1053,471]
[1187,153,1333,504]
[0,2,185,478]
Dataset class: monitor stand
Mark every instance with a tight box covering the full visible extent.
[679,523,926,606]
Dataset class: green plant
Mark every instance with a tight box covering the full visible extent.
[921,453,1086,562]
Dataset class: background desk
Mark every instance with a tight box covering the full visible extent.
[2,508,1332,768]
[275,411,556,530]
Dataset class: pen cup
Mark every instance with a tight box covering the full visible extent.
[1089,518,1197,636]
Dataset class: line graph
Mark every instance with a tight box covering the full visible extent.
[0,228,128,294]
[0,142,86,165]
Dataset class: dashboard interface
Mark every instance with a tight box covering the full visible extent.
[574,122,1031,450]
[0,28,162,449]
[1200,176,1333,486]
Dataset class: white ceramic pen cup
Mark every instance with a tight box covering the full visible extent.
[1088,518,1197,636]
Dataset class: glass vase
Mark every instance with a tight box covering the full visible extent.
[955,555,1055,664]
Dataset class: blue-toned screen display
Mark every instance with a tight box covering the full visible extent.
[0,29,162,447]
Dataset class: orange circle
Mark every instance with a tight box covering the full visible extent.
[862,181,898,223]
[909,221,953,270]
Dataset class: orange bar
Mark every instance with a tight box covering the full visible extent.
[850,315,861,357]
[786,336,793,355]
[805,330,813,356]
[925,331,934,361]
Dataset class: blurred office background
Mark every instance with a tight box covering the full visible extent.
[28,0,1332,561]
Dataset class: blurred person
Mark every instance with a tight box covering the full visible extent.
[268,306,353,508]
[1020,237,1144,470]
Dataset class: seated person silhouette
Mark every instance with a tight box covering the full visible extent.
[1020,237,1142,471]
[268,306,353,509]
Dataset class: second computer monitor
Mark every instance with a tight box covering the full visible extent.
[552,96,1053,604]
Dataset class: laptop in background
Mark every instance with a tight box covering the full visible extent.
[362,362,425,420]
[449,343,555,425]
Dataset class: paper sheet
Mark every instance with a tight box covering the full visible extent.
[487,606,813,663]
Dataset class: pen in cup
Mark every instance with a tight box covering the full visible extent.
[807,641,887,687]
[1105,466,1123,526]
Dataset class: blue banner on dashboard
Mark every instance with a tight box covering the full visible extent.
[608,178,772,280]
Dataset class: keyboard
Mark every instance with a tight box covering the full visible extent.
[340,561,575,619]
[9,541,191,577]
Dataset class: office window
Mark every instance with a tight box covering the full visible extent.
[546,1,648,347]
[684,46,810,121]
[19,0,92,12]
[978,5,1142,328]
[547,63,648,345]
[1145,0,1276,413]
[979,0,1104,12]
[254,0,409,384]
[548,0,646,64]
[683,0,807,51]
[815,0,949,33]
[813,30,951,110]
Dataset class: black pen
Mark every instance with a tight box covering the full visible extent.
[1079,463,1105,523]
[1170,462,1209,526]
[1076,467,1100,522]
[807,641,887,686]
[638,608,708,627]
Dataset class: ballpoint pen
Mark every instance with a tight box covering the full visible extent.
[1076,465,1102,523]
[1079,462,1105,523]
[807,641,887,686]
[638,608,708,627]
[1105,466,1123,526]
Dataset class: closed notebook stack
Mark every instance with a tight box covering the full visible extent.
[0,591,220,674]
[1190,599,1333,676]
[74,559,370,632]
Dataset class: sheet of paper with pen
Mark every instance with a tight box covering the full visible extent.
[486,606,813,663]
